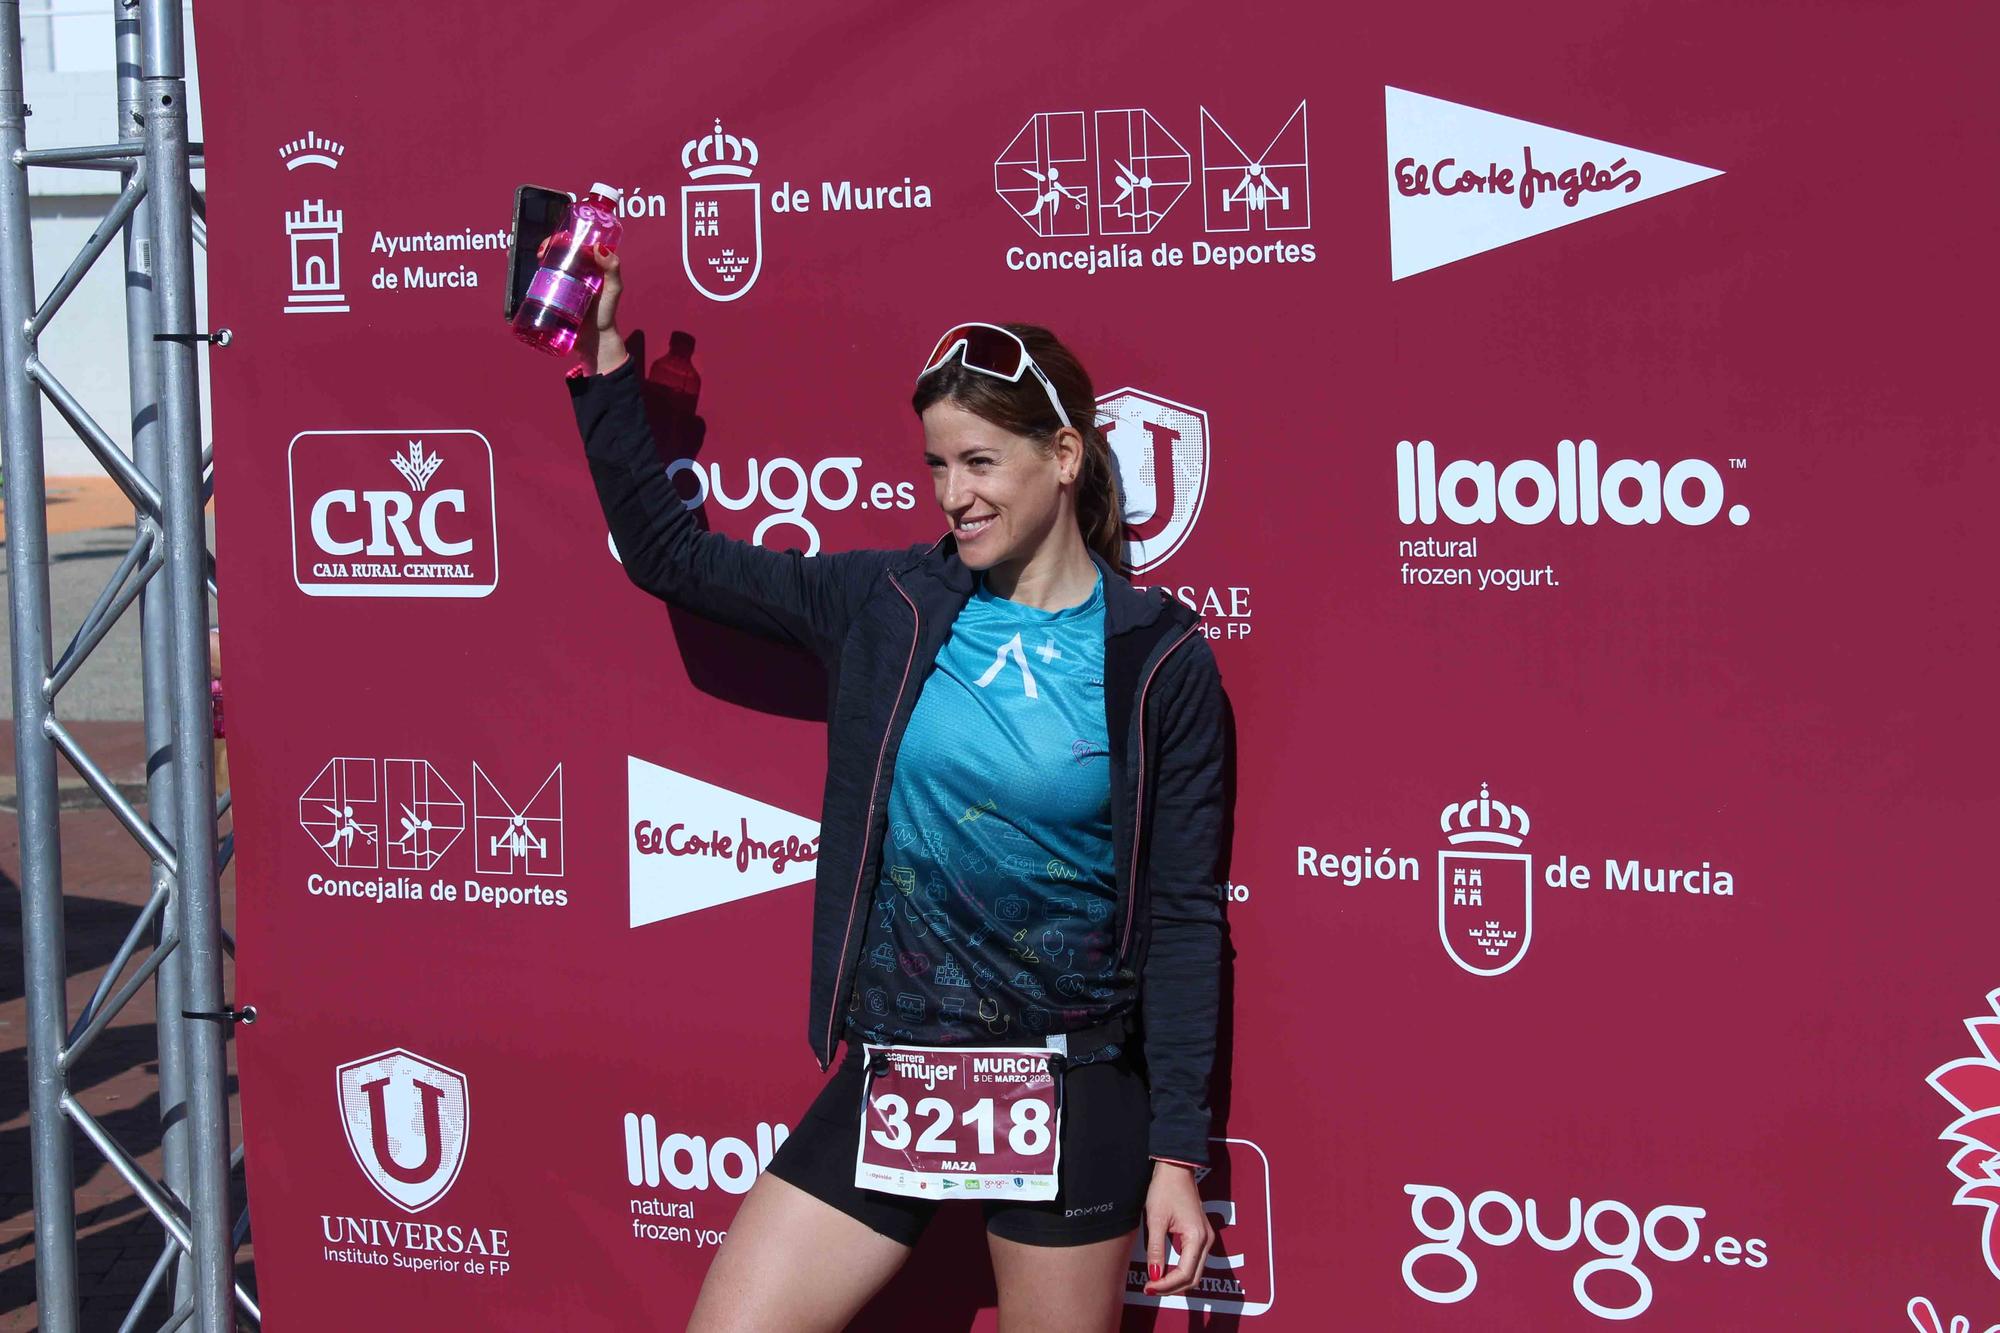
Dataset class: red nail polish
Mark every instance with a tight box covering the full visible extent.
[1149,1262,1162,1282]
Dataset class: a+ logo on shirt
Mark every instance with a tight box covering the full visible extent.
[976,633,1041,698]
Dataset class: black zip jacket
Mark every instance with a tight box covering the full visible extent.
[567,336,1227,1165]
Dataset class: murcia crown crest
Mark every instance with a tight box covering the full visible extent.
[1439,783,1530,847]
[683,119,758,180]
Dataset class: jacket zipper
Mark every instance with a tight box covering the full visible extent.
[1118,621,1203,963]
[821,573,922,1066]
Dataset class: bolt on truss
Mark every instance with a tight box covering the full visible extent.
[2,1,252,1330]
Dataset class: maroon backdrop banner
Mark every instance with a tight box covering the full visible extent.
[196,1,2000,1327]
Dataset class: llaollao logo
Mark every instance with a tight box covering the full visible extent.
[336,1048,470,1214]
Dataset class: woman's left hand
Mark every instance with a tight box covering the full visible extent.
[1141,1160,1215,1297]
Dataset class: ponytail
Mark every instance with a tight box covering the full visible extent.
[1073,420,1128,577]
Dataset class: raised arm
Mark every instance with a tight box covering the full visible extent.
[564,250,902,660]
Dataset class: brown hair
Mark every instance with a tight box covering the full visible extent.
[911,323,1127,576]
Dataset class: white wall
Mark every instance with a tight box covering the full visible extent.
[18,2,209,478]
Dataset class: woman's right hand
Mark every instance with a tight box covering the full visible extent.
[579,244,627,373]
[540,237,628,375]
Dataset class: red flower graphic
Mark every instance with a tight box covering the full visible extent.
[1907,1294,2000,1333]
[1926,987,2000,1282]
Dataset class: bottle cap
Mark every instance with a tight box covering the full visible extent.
[589,182,624,203]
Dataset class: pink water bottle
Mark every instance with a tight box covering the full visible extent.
[513,182,624,356]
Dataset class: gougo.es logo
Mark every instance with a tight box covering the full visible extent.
[602,455,918,561]
[611,388,1220,577]
[1401,1183,1767,1320]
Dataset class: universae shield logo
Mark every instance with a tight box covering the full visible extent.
[681,118,762,303]
[1097,388,1209,576]
[336,1047,469,1213]
[1437,784,1533,976]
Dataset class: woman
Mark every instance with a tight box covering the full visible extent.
[564,246,1228,1332]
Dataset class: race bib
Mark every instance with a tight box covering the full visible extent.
[854,1045,1061,1201]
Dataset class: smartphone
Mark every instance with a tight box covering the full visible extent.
[505,184,574,320]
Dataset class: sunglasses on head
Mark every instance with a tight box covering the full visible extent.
[917,322,1075,432]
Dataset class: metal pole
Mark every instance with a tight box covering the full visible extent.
[139,0,231,1326]
[0,0,81,1325]
[117,0,196,1315]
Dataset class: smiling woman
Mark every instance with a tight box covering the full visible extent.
[562,250,1229,1333]
[913,321,1129,597]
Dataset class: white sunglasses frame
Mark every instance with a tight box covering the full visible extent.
[916,321,1076,432]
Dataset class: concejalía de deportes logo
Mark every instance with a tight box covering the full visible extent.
[297,756,568,911]
[995,101,1314,277]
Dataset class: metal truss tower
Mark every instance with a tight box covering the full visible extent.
[1,0,252,1328]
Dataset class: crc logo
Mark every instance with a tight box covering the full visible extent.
[336,1048,469,1213]
[681,118,762,302]
[1925,986,2000,1281]
[1097,389,1209,577]
[997,103,1309,237]
[1123,1137,1274,1315]
[628,755,820,928]
[289,431,497,598]
[1438,783,1533,977]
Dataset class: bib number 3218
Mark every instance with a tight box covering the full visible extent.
[854,1045,1061,1201]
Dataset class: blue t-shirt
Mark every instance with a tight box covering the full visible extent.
[848,571,1129,1045]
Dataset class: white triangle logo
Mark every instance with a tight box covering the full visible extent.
[1386,87,1722,280]
[627,755,821,928]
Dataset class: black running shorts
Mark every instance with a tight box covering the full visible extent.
[765,1042,1150,1248]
